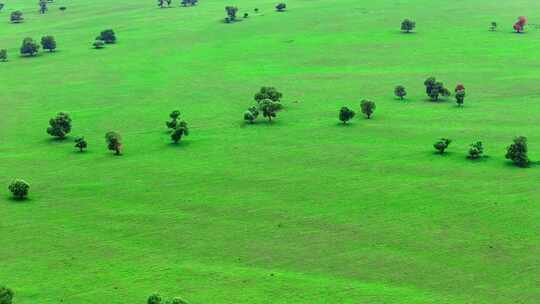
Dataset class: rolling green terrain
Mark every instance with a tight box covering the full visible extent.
[1,0,539,303]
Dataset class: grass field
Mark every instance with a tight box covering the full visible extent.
[1,0,540,303]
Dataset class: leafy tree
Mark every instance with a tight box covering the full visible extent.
[74,137,88,152]
[41,35,57,52]
[490,21,497,31]
[171,121,189,143]
[424,77,450,101]
[20,37,40,56]
[148,294,162,304]
[276,3,286,12]
[259,99,281,122]
[10,11,23,23]
[244,106,259,124]
[254,86,282,102]
[47,112,72,139]
[166,110,181,129]
[181,0,198,6]
[93,40,105,49]
[360,100,376,119]
[0,49,7,62]
[225,6,238,23]
[39,0,48,14]
[97,29,116,44]
[8,179,29,199]
[505,136,529,167]
[401,19,416,33]
[0,286,14,304]
[339,106,355,124]
[455,90,465,106]
[468,141,483,160]
[105,131,123,155]
[394,85,406,100]
[433,138,451,154]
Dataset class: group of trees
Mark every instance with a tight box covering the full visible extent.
[244,87,283,123]
[94,29,116,48]
[158,0,197,8]
[225,3,287,23]
[148,293,188,304]
[339,100,376,124]
[394,80,466,106]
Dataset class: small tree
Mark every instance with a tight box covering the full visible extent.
[424,77,450,101]
[93,40,105,49]
[166,110,181,129]
[276,3,286,12]
[259,99,281,122]
[339,106,355,124]
[10,11,23,23]
[455,90,465,106]
[490,21,497,31]
[0,49,7,62]
[0,286,14,304]
[181,0,198,6]
[254,86,283,103]
[148,294,162,304]
[47,112,72,139]
[401,19,416,33]
[505,136,529,167]
[468,141,483,160]
[20,38,40,56]
[8,179,29,199]
[360,100,376,119]
[74,137,88,152]
[433,138,451,154]
[513,16,527,33]
[394,85,406,100]
[225,6,238,23]
[105,131,123,155]
[171,121,189,143]
[41,35,57,52]
[39,0,48,14]
[97,29,116,44]
[243,12,249,18]
[244,106,259,124]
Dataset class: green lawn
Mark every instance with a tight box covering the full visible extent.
[1,0,539,303]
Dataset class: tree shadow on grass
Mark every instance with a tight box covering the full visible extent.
[6,196,32,204]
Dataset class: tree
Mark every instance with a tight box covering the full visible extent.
[455,90,465,106]
[10,11,23,23]
[505,136,529,167]
[276,3,286,12]
[401,19,416,33]
[59,6,67,11]
[148,294,162,304]
[165,0,172,7]
[97,29,116,44]
[8,179,29,200]
[105,131,123,155]
[0,49,7,62]
[20,37,40,56]
[166,110,181,129]
[490,21,497,31]
[0,286,14,304]
[157,0,164,8]
[225,6,238,23]
[181,0,198,6]
[41,35,57,52]
[47,112,72,139]
[0,3,4,12]
[254,8,259,13]
[39,0,48,14]
[468,141,484,160]
[339,106,355,124]
[243,106,259,124]
[254,86,283,102]
[74,137,88,152]
[259,99,281,122]
[165,298,188,304]
[171,121,189,143]
[513,16,527,33]
[360,100,376,119]
[93,40,105,49]
[394,85,406,100]
[243,12,249,18]
[424,77,450,101]
[433,138,451,154]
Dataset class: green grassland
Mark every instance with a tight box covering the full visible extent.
[1,0,539,303]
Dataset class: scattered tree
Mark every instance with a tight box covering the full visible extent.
[513,16,527,33]
[433,138,452,154]
[276,3,286,12]
[455,90,465,106]
[10,11,23,23]
[97,29,116,44]
[254,8,259,13]
[254,86,283,102]
[105,131,123,155]
[243,106,259,124]
[148,294,162,304]
[0,286,14,304]
[181,0,198,6]
[505,136,529,167]
[424,77,450,101]
[47,112,72,139]
[39,0,48,14]
[93,40,105,49]
[360,100,376,119]
[401,19,416,33]
[468,141,484,160]
[171,121,189,143]
[0,49,7,62]
[339,106,355,124]
[243,12,249,18]
[20,37,40,56]
[8,179,29,200]
[41,35,57,52]
[259,99,281,122]
[166,110,181,129]
[394,85,407,100]
[490,21,497,31]
[225,6,238,23]
[74,137,88,152]
[59,6,67,11]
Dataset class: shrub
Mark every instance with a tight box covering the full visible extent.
[0,286,14,304]
[171,121,189,143]
[8,179,29,199]
[93,40,105,49]
[401,19,416,33]
[20,37,40,56]
[339,106,355,124]
[0,49,7,62]
[41,35,57,52]
[433,138,451,154]
[244,106,259,124]
[394,85,406,100]
[424,77,450,101]
[468,141,484,160]
[97,29,116,44]
[254,86,283,102]
[105,131,123,155]
[360,100,376,119]
[74,137,88,152]
[505,136,529,167]
[10,11,23,23]
[47,112,72,139]
[276,3,286,12]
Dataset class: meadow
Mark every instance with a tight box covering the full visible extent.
[1,0,539,303]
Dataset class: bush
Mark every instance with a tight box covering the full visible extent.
[433,138,451,154]
[468,141,483,160]
[97,29,116,44]
[0,286,14,304]
[394,85,406,100]
[10,11,23,23]
[41,35,57,52]
[20,37,40,56]
[401,19,416,33]
[276,3,286,12]
[339,106,355,124]
[360,100,376,119]
[505,136,529,167]
[47,112,72,139]
[0,49,7,62]
[93,40,105,49]
[8,179,29,199]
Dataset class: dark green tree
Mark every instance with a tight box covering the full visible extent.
[505,136,529,167]
[276,3,286,12]
[97,29,116,44]
[10,11,23,23]
[394,85,406,100]
[244,106,259,124]
[360,100,376,119]
[20,37,40,56]
[39,0,48,14]
[148,294,162,304]
[254,86,283,102]
[433,138,452,154]
[424,77,450,101]
[47,112,72,139]
[259,99,281,122]
[468,141,484,160]
[0,286,14,304]
[0,3,4,12]
[455,90,465,106]
[41,35,57,52]
[339,106,355,124]
[401,19,416,33]
[8,179,29,200]
[74,137,88,152]
[171,121,189,143]
[0,49,7,62]
[490,21,497,31]
[166,110,181,129]
[225,6,238,23]
[105,131,123,155]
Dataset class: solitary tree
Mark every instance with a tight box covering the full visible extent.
[394,85,407,100]
[433,138,451,154]
[105,131,123,155]
[455,90,465,106]
[254,86,283,103]
[243,106,259,124]
[401,19,416,33]
[468,141,484,160]
[513,16,527,33]
[360,100,376,119]
[97,29,116,44]
[339,106,355,124]
[0,286,14,304]
[41,35,57,52]
[8,179,29,200]
[10,11,23,23]
[259,99,281,122]
[505,136,529,167]
[20,37,40,56]
[0,49,7,62]
[148,294,162,304]
[74,137,88,152]
[424,77,450,101]
[47,112,72,139]
[276,3,286,12]
[39,0,48,14]
[490,21,497,31]
[166,110,181,129]
[181,0,198,6]
[171,121,189,143]
[225,6,238,23]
